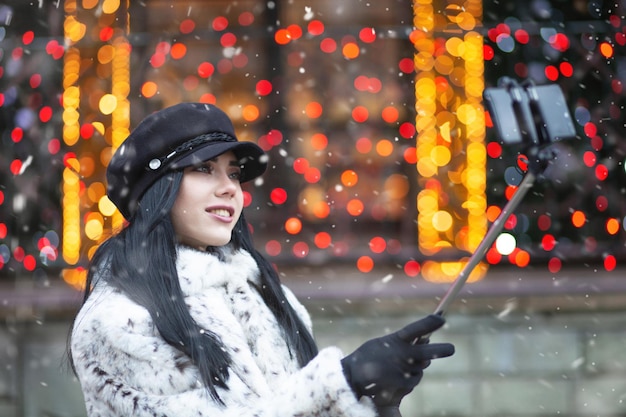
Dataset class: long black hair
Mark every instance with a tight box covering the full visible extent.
[71,170,318,402]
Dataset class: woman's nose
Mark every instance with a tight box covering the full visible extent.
[215,172,237,197]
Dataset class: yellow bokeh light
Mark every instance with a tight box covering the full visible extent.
[456,12,476,31]
[415,78,436,98]
[99,195,118,217]
[87,182,106,204]
[64,16,86,43]
[82,0,99,9]
[102,0,121,14]
[63,86,80,106]
[415,52,435,71]
[445,37,465,57]
[417,191,437,213]
[431,145,451,166]
[432,210,453,232]
[456,103,478,125]
[417,158,437,177]
[85,217,104,241]
[64,0,77,13]
[99,94,118,115]
[97,45,115,64]
[434,55,454,75]
[92,122,105,135]
[62,268,87,291]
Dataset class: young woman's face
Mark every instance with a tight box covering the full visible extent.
[171,151,244,249]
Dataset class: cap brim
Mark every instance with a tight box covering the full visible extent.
[169,141,267,182]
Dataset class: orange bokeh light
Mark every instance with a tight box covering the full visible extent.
[285,217,302,234]
[305,101,323,118]
[600,42,614,58]
[342,42,360,59]
[311,133,328,150]
[341,170,358,187]
[346,199,364,216]
[141,81,157,98]
[514,250,530,267]
[381,106,399,123]
[242,104,259,122]
[352,106,369,122]
[571,210,586,228]
[357,255,374,272]
[314,232,332,249]
[275,28,291,45]
[606,218,620,235]
[313,201,330,219]
[170,43,187,59]
[376,139,393,157]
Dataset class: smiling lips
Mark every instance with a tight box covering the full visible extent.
[206,207,234,220]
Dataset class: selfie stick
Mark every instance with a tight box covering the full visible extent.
[379,172,537,417]
[432,170,535,316]
[380,79,572,417]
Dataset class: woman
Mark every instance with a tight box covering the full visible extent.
[70,102,455,417]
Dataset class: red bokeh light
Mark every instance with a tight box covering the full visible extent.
[404,260,421,277]
[270,188,288,205]
[292,242,310,258]
[180,19,195,34]
[398,57,414,74]
[359,27,376,43]
[256,79,273,96]
[293,158,309,174]
[197,62,215,78]
[548,257,561,273]
[212,16,228,31]
[308,20,324,36]
[352,106,369,122]
[320,38,337,53]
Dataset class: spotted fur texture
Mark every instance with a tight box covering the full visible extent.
[71,246,376,417]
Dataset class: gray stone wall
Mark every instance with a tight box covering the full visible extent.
[313,312,626,416]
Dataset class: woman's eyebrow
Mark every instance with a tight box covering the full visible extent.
[206,157,239,166]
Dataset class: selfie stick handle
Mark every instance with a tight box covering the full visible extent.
[433,171,536,316]
[379,407,403,417]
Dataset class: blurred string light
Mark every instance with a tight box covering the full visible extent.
[414,1,488,283]
[61,0,130,289]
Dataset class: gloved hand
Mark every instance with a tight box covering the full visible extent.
[341,314,454,409]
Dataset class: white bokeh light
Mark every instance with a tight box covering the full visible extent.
[495,232,517,255]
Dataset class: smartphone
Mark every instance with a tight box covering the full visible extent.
[484,83,576,146]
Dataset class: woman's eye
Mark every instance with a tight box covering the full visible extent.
[194,165,212,173]
[229,171,243,181]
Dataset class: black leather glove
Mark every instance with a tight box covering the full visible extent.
[341,314,454,409]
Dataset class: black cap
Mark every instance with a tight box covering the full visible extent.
[107,103,267,219]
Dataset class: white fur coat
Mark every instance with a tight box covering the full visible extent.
[71,245,376,417]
